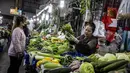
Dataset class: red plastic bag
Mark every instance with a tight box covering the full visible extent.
[106,30,115,42]
[107,7,118,18]
[102,14,112,30]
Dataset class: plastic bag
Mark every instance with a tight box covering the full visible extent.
[106,30,115,42]
[117,0,130,19]
[93,20,106,38]
[107,7,118,18]
[84,10,92,22]
[102,15,112,30]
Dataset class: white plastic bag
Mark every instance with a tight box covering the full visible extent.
[117,0,130,19]
[93,20,106,38]
[84,10,92,22]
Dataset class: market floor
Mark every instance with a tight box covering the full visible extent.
[0,44,25,73]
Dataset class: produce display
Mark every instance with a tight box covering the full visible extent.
[25,24,130,73]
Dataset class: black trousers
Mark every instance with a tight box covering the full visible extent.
[7,56,23,73]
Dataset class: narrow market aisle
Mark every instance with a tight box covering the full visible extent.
[0,44,25,73]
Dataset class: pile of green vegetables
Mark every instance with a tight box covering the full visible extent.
[86,53,130,73]
[27,36,71,55]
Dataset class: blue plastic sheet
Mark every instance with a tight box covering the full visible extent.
[61,51,85,57]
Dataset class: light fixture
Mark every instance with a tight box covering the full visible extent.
[33,15,36,18]
[42,13,45,20]
[60,0,65,8]
[0,16,3,19]
[36,6,49,16]
[48,4,52,13]
[39,20,42,23]
[0,16,3,24]
[30,18,33,22]
[37,18,39,21]
[46,14,49,21]
[33,18,36,21]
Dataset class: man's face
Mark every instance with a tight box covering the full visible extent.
[84,25,93,37]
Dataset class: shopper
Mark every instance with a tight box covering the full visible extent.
[66,22,98,56]
[7,16,26,73]
[23,17,30,46]
[7,22,12,46]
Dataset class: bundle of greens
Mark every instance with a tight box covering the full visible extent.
[62,23,74,35]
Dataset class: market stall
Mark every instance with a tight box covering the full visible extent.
[24,0,130,73]
[24,23,130,73]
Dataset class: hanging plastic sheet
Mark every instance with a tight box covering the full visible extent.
[93,20,106,38]
[120,31,130,52]
[127,31,130,51]
[120,31,128,51]
[117,0,130,19]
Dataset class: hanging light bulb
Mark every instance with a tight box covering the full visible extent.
[37,18,39,21]
[33,15,36,18]
[33,18,36,21]
[60,0,65,8]
[0,16,3,19]
[30,18,33,22]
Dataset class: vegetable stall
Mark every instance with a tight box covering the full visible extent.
[24,23,130,73]
[24,0,130,73]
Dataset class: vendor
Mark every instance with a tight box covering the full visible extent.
[66,22,98,56]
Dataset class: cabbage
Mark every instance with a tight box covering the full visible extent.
[88,54,101,62]
[79,62,95,73]
[98,57,107,61]
[104,53,116,61]
[116,53,130,61]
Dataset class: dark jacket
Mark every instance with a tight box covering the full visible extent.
[23,25,29,37]
[75,35,98,56]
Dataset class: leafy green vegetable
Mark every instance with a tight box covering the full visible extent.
[98,57,107,62]
[60,55,74,66]
[116,53,130,61]
[57,42,69,54]
[28,37,43,50]
[62,24,74,35]
[27,47,38,52]
[79,62,95,73]
[104,53,117,61]
[88,54,99,62]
